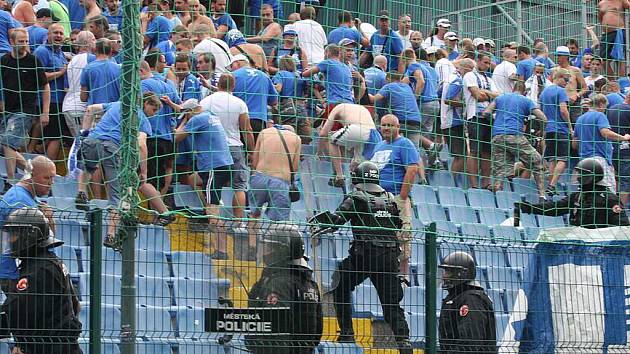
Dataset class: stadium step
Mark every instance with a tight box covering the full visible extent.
[322,316,373,347]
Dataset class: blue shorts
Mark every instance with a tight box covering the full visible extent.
[619,162,630,193]
[0,113,36,150]
[230,145,249,191]
[248,172,290,221]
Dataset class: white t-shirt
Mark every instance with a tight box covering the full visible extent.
[585,74,604,90]
[525,74,552,107]
[199,91,249,147]
[421,35,445,49]
[394,30,412,50]
[440,72,463,129]
[62,52,91,113]
[193,38,232,74]
[463,69,496,120]
[293,19,326,65]
[435,58,456,87]
[493,60,517,94]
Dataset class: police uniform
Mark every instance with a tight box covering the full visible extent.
[438,284,497,354]
[245,224,323,354]
[518,184,629,228]
[311,162,411,350]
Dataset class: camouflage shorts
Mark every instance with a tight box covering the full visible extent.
[491,134,545,179]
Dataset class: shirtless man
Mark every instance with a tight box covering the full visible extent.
[13,0,37,26]
[596,0,629,76]
[319,103,382,185]
[556,46,589,122]
[174,0,191,26]
[226,29,268,71]
[187,0,215,35]
[82,0,102,19]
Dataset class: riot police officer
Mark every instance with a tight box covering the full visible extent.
[309,161,413,353]
[515,158,630,228]
[438,251,496,353]
[2,208,82,354]
[245,223,323,354]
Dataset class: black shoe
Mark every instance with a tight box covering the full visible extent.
[1,182,11,194]
[545,185,557,197]
[103,234,118,250]
[156,213,176,226]
[427,143,443,166]
[75,191,89,211]
[396,338,413,354]
[210,251,229,260]
[336,332,355,343]
[328,176,345,188]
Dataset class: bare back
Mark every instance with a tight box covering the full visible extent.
[254,127,301,181]
[598,0,629,32]
[328,103,375,129]
[230,44,268,71]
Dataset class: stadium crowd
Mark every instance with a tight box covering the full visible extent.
[0,0,627,262]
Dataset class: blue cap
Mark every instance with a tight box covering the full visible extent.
[225,29,246,48]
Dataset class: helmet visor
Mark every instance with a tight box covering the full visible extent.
[1,230,17,256]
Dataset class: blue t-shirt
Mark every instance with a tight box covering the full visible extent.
[448,51,459,61]
[606,93,625,108]
[444,75,465,127]
[213,13,237,32]
[88,102,153,145]
[0,10,21,54]
[619,77,630,94]
[184,112,233,171]
[315,59,353,104]
[178,73,202,101]
[369,136,420,195]
[272,70,304,98]
[0,185,37,280]
[574,111,613,165]
[61,0,85,30]
[141,76,181,140]
[492,93,537,136]
[608,103,630,161]
[377,82,421,123]
[233,67,278,121]
[363,129,382,160]
[418,62,439,102]
[156,40,175,66]
[328,25,362,45]
[27,25,48,50]
[80,59,121,105]
[33,45,68,103]
[535,56,555,69]
[540,84,570,135]
[369,30,403,72]
[364,66,387,96]
[146,16,173,49]
[516,58,538,81]
[103,8,123,31]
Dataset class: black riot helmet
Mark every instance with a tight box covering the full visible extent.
[2,207,62,258]
[261,223,310,269]
[351,161,383,193]
[574,158,604,187]
[438,251,477,290]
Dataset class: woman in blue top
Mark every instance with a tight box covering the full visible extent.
[267,29,308,75]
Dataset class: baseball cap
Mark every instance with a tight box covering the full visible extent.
[485,39,496,47]
[224,29,246,48]
[556,45,571,56]
[283,29,298,37]
[436,18,451,28]
[444,31,458,41]
[227,54,249,67]
[378,10,390,20]
[535,62,546,68]
[181,98,200,111]
[36,8,52,19]
[338,38,357,47]
[473,38,485,47]
[426,46,439,55]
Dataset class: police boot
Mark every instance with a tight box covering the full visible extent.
[396,338,413,354]
[336,330,355,343]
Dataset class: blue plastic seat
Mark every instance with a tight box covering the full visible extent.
[503,289,519,313]
[136,250,171,277]
[407,313,426,345]
[334,235,352,258]
[173,184,204,213]
[177,342,226,354]
[137,225,170,251]
[170,251,212,280]
[466,189,496,208]
[416,203,447,225]
[79,342,122,354]
[80,304,121,339]
[434,220,460,239]
[495,191,520,210]
[523,227,539,241]
[537,215,566,228]
[495,313,511,340]
[173,277,231,308]
[136,342,173,354]
[487,288,505,314]
[136,306,174,340]
[477,208,508,226]
[402,286,426,315]
[79,273,121,305]
[505,246,533,269]
[137,276,174,307]
[57,245,81,274]
[316,257,341,291]
[428,170,455,187]
[460,223,492,240]
[176,307,213,340]
[54,218,89,246]
[439,242,472,262]
[352,284,382,318]
[219,187,234,217]
[48,196,83,212]
[410,185,438,204]
[519,213,538,227]
[484,266,521,290]
[447,205,478,224]
[437,186,467,206]
[52,175,79,197]
[492,225,523,244]
[315,234,337,259]
[474,245,507,268]
[317,342,363,354]
[511,177,540,203]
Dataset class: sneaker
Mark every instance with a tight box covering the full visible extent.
[427,143,444,166]
[210,251,229,260]
[545,185,557,197]
[418,178,428,185]
[75,191,89,211]
[156,213,176,226]
[336,332,355,343]
[230,222,248,236]
[328,176,345,188]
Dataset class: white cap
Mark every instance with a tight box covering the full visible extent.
[473,37,485,47]
[426,46,439,55]
[181,98,201,111]
[555,45,571,56]
[436,18,451,28]
[485,39,496,47]
[227,54,248,66]
[444,31,458,40]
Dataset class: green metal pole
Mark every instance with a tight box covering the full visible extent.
[425,222,438,354]
[88,209,103,354]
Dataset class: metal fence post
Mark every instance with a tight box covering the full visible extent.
[515,0,523,43]
[581,0,588,49]
[88,209,103,354]
[425,222,438,354]
[119,221,137,354]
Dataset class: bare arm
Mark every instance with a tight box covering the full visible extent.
[468,86,488,101]
[215,24,229,39]
[80,86,89,102]
[586,25,600,48]
[353,72,366,102]
[239,112,255,155]
[301,66,319,77]
[45,66,67,81]
[138,132,148,181]
[531,108,547,125]
[274,83,282,92]
[369,93,385,104]
[40,83,51,127]
[601,128,630,141]
[482,100,497,115]
[319,110,338,137]
[414,69,425,99]
[399,164,419,200]
[291,135,302,173]
[248,23,281,43]
[173,116,191,142]
[81,104,105,130]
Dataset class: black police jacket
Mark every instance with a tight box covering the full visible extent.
[438,284,497,354]
[333,189,402,244]
[4,251,82,354]
[246,265,323,354]
[519,185,630,228]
